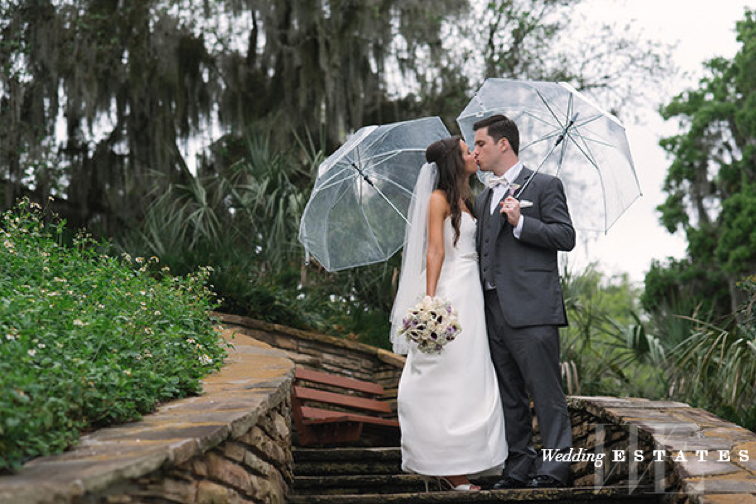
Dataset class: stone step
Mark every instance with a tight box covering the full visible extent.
[288,485,660,504]
[293,447,402,475]
[293,446,401,462]
[293,473,428,495]
[293,460,401,476]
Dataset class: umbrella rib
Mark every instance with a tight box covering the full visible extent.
[535,89,568,131]
[313,172,359,192]
[567,130,601,171]
[520,109,564,130]
[521,130,565,151]
[575,113,605,128]
[569,115,620,148]
[369,172,415,198]
[347,156,411,226]
[366,149,426,166]
[324,177,362,268]
[357,196,384,256]
[565,130,609,230]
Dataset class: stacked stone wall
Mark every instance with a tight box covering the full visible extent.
[215,314,405,413]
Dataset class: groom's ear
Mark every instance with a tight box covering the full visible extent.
[498,137,510,153]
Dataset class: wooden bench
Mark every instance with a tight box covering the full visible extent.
[291,367,400,446]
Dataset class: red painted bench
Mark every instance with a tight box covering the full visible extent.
[291,367,400,446]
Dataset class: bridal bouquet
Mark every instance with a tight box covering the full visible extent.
[398,296,462,354]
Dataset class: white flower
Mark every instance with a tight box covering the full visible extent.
[37,343,45,349]
[398,296,462,354]
[153,311,161,316]
[199,354,213,365]
[73,319,85,326]
[186,338,195,344]
[27,349,36,357]
[5,334,15,341]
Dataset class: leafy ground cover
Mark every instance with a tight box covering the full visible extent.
[0,199,227,472]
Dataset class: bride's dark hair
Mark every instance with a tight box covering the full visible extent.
[425,135,474,246]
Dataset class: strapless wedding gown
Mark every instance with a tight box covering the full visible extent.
[397,213,508,476]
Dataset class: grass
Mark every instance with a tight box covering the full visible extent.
[0,199,227,472]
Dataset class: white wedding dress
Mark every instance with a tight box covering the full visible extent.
[397,212,508,476]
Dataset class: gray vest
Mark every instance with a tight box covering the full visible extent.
[480,192,502,289]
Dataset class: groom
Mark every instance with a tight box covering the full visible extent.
[473,114,575,489]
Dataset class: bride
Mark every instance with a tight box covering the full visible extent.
[391,135,508,491]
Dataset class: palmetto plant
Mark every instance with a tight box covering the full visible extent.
[225,131,316,274]
[668,275,756,428]
[559,262,668,398]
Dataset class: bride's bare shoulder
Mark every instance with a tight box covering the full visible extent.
[428,190,450,215]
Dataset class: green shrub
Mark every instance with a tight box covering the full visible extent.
[0,199,227,473]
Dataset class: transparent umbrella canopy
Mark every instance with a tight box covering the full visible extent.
[457,78,641,233]
[299,116,450,271]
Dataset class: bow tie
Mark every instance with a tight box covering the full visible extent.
[487,175,510,188]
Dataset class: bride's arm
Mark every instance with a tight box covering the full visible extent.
[426,190,448,297]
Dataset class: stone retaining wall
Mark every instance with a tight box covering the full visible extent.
[565,396,756,503]
[215,314,405,412]
[0,329,294,504]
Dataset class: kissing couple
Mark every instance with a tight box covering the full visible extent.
[390,114,576,491]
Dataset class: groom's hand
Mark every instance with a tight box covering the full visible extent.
[500,197,520,226]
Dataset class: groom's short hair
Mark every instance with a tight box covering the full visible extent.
[473,114,519,155]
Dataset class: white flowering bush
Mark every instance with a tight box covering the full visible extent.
[0,199,226,472]
[398,296,462,354]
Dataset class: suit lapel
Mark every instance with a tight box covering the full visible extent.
[493,167,533,240]
[512,167,534,199]
[476,188,491,250]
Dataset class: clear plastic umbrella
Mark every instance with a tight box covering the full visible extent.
[299,116,450,271]
[457,78,641,233]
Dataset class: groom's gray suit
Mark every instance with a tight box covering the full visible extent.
[475,166,575,484]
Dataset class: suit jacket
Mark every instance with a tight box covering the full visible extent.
[475,167,575,328]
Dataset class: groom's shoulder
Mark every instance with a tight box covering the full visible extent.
[525,169,560,187]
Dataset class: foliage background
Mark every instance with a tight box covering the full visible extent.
[0,200,226,472]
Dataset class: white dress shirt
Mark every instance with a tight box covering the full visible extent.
[488,162,525,239]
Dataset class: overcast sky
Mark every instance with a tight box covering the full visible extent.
[567,0,756,282]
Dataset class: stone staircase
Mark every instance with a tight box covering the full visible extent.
[288,446,662,503]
